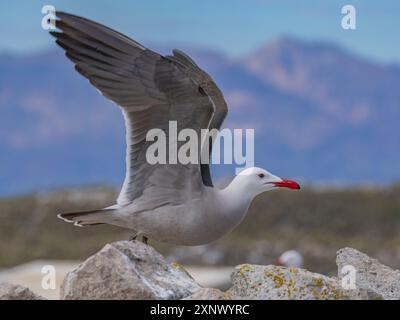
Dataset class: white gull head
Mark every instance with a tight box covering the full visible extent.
[226,167,300,199]
[214,167,301,245]
[276,250,304,268]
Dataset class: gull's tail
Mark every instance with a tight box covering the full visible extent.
[58,208,116,227]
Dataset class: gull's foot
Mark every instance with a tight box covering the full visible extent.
[129,233,138,241]
[129,233,148,244]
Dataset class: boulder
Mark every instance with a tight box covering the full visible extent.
[227,264,374,300]
[61,240,201,300]
[58,242,395,300]
[0,282,46,300]
[337,247,400,300]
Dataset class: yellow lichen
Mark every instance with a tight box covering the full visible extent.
[171,261,183,269]
[239,264,252,274]
[222,292,233,300]
[331,287,348,300]
[273,275,285,288]
[314,278,324,288]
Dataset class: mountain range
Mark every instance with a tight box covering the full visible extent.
[1,37,399,196]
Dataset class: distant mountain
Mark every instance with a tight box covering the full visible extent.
[1,37,399,196]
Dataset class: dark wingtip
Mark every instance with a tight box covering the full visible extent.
[54,11,70,19]
[49,30,61,38]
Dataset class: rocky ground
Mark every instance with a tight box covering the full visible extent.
[2,241,399,300]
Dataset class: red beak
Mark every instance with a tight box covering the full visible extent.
[272,179,301,190]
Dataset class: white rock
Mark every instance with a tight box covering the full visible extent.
[61,241,201,300]
[0,282,46,300]
[337,247,400,300]
[227,264,374,300]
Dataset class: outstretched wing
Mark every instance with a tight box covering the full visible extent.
[164,49,228,186]
[51,12,228,207]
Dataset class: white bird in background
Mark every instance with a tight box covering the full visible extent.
[275,250,304,268]
[52,12,300,245]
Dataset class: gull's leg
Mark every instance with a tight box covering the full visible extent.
[129,233,138,241]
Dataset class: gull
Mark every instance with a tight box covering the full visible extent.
[275,250,304,268]
[51,12,300,245]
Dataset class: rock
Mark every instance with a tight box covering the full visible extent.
[184,288,232,300]
[59,242,394,300]
[0,282,46,300]
[337,247,400,300]
[61,241,201,300]
[227,264,372,300]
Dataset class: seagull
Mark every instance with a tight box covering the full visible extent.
[52,12,300,245]
[275,250,304,268]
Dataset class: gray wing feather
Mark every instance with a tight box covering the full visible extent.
[51,11,228,207]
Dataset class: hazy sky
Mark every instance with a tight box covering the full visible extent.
[1,0,399,63]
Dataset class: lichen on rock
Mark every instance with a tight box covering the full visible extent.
[51,243,391,300]
[228,264,372,300]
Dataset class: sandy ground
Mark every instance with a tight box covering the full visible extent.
[0,260,233,299]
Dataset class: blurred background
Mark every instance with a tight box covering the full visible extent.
[1,0,400,297]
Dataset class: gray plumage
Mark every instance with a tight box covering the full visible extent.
[53,12,299,245]
[51,12,227,207]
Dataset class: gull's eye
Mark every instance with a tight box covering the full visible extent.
[258,173,265,178]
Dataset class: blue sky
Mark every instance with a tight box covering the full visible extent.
[0,0,399,63]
